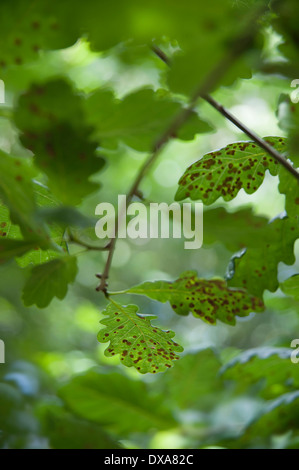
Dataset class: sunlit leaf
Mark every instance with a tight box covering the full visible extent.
[126,271,264,325]
[280,274,299,300]
[85,88,213,152]
[175,137,286,204]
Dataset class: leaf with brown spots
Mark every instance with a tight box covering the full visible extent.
[175,137,286,204]
[0,1,79,69]
[126,271,264,326]
[98,301,183,374]
[0,151,50,246]
[227,216,299,298]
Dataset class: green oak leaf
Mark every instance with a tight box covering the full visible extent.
[84,88,213,152]
[280,275,299,300]
[22,255,78,308]
[59,370,177,434]
[220,347,299,399]
[21,124,104,205]
[98,301,183,374]
[126,271,264,326]
[175,137,286,204]
[227,216,299,298]
[203,207,270,252]
[278,167,299,217]
[0,151,50,245]
[277,95,299,166]
[0,1,79,69]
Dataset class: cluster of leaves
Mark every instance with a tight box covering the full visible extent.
[0,0,299,449]
[2,345,299,448]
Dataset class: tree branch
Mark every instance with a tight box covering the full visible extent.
[152,47,299,182]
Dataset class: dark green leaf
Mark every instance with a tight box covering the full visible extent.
[280,275,299,300]
[278,167,299,217]
[221,347,299,398]
[59,370,177,434]
[22,256,78,308]
[227,216,299,298]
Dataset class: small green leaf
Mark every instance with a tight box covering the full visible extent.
[59,370,177,434]
[0,151,50,244]
[22,256,78,308]
[279,167,299,217]
[221,347,299,398]
[227,216,299,298]
[126,271,264,326]
[281,274,299,300]
[245,391,299,439]
[14,80,105,205]
[0,1,79,68]
[175,137,286,204]
[203,207,270,252]
[98,301,183,374]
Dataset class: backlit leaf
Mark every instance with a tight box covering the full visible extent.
[22,256,78,308]
[98,301,183,374]
[126,271,264,326]
[221,347,299,399]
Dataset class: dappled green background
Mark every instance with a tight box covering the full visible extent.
[0,0,299,449]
